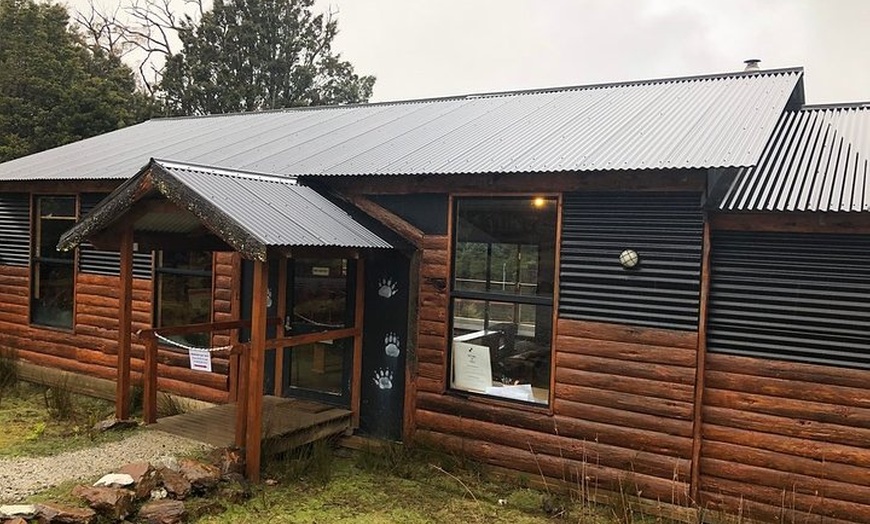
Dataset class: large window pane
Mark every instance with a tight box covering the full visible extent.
[31,196,76,329]
[453,198,556,298]
[450,197,557,405]
[155,251,212,346]
[31,262,74,328]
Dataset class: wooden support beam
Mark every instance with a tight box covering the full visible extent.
[347,196,424,248]
[115,226,133,420]
[143,334,158,424]
[351,259,365,428]
[245,260,268,482]
[689,221,712,503]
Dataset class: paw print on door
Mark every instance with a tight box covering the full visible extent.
[373,368,393,390]
[384,333,400,357]
[377,277,398,298]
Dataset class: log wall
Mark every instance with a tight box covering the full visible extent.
[699,353,870,523]
[0,262,233,403]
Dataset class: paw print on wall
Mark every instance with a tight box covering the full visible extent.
[384,333,400,357]
[373,368,393,390]
[377,277,398,298]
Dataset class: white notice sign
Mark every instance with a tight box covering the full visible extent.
[452,341,492,392]
[188,348,212,372]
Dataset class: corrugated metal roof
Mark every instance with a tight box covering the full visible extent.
[58,159,391,260]
[0,68,803,181]
[718,104,870,212]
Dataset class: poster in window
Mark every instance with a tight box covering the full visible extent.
[452,341,492,392]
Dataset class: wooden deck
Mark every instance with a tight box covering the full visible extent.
[154,396,352,455]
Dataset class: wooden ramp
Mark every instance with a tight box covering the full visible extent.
[154,396,352,455]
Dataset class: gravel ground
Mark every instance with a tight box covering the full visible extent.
[0,429,211,503]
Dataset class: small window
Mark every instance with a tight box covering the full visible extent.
[449,197,557,405]
[154,251,213,346]
[31,196,77,329]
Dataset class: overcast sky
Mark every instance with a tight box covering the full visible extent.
[66,0,870,105]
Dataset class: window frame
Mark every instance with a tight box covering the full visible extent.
[447,194,561,408]
[30,195,78,330]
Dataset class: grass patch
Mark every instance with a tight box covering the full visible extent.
[0,381,136,458]
[196,443,622,524]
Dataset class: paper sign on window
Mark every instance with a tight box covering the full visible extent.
[188,348,212,372]
[452,341,492,392]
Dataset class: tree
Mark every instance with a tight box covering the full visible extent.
[0,0,153,162]
[158,0,375,115]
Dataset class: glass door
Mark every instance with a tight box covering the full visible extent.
[281,258,356,406]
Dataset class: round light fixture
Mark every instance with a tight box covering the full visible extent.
[619,249,640,269]
[532,196,547,208]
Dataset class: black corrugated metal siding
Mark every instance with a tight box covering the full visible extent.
[79,194,153,278]
[709,231,870,369]
[559,192,703,331]
[0,193,30,267]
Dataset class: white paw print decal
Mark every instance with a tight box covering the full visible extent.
[384,333,400,357]
[373,368,393,390]
[377,277,398,298]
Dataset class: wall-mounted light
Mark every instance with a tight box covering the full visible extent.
[532,196,547,208]
[619,249,640,269]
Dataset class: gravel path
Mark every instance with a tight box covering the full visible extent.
[0,429,211,503]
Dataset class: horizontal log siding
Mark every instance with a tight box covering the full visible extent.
[0,264,229,403]
[414,235,448,395]
[699,353,870,523]
[212,252,239,348]
[554,318,694,503]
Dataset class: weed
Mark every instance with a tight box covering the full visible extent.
[157,394,187,417]
[0,346,18,405]
[42,373,77,421]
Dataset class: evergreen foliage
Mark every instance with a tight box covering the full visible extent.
[0,0,153,162]
[160,0,376,115]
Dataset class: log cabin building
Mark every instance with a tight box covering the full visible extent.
[2,65,870,522]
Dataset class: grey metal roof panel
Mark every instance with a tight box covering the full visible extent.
[0,68,803,181]
[153,161,392,249]
[718,104,870,212]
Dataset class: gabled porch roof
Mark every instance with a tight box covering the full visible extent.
[57,158,392,260]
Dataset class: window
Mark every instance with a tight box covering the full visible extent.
[31,196,77,329]
[450,197,557,405]
[154,251,213,346]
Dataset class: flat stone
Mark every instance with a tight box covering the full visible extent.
[137,500,185,524]
[35,502,96,524]
[118,462,158,499]
[93,473,134,488]
[157,467,191,500]
[3,517,28,524]
[0,505,37,519]
[72,485,134,520]
[92,418,138,433]
[178,459,220,493]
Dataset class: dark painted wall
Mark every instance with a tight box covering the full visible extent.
[360,250,410,440]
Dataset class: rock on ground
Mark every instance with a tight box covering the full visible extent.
[0,430,210,503]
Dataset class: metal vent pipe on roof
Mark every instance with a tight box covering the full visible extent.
[744,59,761,71]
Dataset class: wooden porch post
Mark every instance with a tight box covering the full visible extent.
[245,259,268,481]
[116,226,133,420]
[351,258,365,428]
